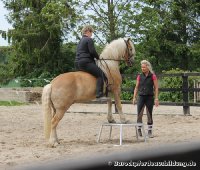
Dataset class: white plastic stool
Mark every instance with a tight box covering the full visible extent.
[97,122,147,145]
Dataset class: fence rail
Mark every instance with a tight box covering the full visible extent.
[0,73,200,115]
[121,73,200,115]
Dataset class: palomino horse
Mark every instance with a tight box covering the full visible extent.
[42,37,135,147]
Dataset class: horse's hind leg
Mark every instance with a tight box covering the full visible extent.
[107,98,116,123]
[49,108,66,147]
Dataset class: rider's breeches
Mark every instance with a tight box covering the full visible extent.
[74,59,105,94]
[137,95,154,129]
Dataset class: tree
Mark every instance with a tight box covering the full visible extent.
[2,0,199,81]
[0,30,7,40]
[133,0,200,72]
[72,0,142,75]
[0,46,13,84]
[79,0,200,73]
[3,0,77,78]
[74,0,140,44]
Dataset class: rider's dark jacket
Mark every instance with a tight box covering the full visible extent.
[75,35,99,63]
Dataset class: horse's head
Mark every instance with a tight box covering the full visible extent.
[123,38,135,67]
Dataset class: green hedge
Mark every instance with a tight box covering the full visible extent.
[159,69,200,102]
[121,76,136,100]
[120,69,200,102]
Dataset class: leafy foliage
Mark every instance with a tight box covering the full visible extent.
[159,69,183,102]
[0,46,13,84]
[2,0,77,80]
[1,0,200,97]
[0,30,7,40]
[132,0,200,72]
[121,75,136,100]
[159,68,200,102]
[79,0,199,74]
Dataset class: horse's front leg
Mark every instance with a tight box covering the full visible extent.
[113,91,128,124]
[107,98,116,123]
[49,108,65,147]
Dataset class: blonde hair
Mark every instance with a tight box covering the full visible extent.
[81,25,94,35]
[141,60,154,74]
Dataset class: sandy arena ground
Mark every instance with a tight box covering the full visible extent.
[0,103,200,169]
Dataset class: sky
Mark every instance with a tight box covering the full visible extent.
[0,0,12,46]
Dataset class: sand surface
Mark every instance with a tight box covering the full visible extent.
[0,103,200,169]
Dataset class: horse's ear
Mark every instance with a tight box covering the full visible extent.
[127,38,131,42]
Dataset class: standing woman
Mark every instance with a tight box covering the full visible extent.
[75,25,105,98]
[132,60,159,138]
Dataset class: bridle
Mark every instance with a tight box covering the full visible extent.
[97,38,134,86]
[99,38,133,66]
[123,38,133,66]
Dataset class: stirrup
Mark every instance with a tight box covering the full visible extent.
[96,96,110,101]
[96,93,104,98]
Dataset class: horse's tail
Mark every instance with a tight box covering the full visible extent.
[42,84,53,140]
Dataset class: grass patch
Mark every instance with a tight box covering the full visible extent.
[0,101,26,106]
[0,79,21,88]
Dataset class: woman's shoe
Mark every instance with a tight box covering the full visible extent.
[148,130,154,138]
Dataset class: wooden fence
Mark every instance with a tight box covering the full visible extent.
[89,72,200,115]
[122,72,200,115]
[194,79,200,103]
[0,73,200,115]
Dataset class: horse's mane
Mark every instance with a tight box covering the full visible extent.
[97,37,135,78]
[100,38,126,60]
[100,37,134,61]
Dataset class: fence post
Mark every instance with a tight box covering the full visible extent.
[182,74,190,115]
[198,81,200,102]
[194,80,196,103]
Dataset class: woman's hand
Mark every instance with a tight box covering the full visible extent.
[132,98,136,105]
[154,99,159,107]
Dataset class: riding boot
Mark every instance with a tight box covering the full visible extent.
[96,77,104,98]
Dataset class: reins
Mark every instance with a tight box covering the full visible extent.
[97,38,131,88]
[98,59,115,85]
[98,58,124,61]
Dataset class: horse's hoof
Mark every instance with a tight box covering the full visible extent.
[125,120,132,124]
[108,119,116,123]
[48,139,60,148]
[121,119,130,124]
[49,144,56,148]
[48,142,59,148]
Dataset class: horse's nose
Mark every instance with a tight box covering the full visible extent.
[128,58,133,67]
[128,57,134,66]
[129,57,134,63]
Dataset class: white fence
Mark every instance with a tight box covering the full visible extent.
[194,80,200,103]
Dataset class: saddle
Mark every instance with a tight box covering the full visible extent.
[75,67,109,98]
